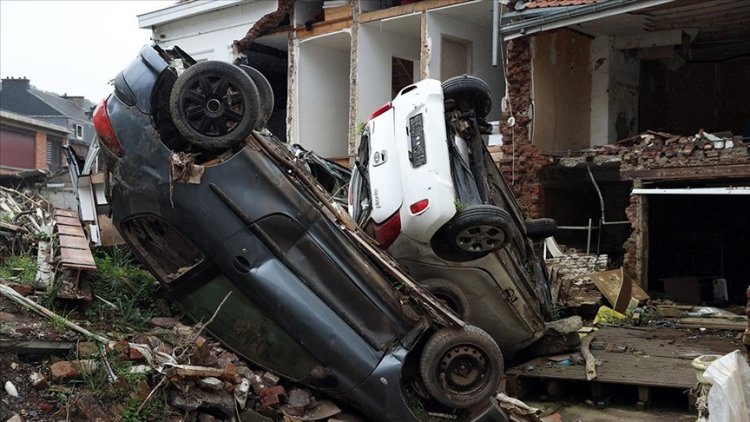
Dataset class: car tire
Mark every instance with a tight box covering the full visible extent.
[239,65,274,130]
[431,205,514,262]
[442,75,492,119]
[169,61,260,150]
[421,278,470,320]
[419,325,503,409]
[525,218,557,240]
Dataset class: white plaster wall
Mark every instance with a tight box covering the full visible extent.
[589,35,640,146]
[297,38,351,158]
[149,1,279,61]
[426,12,504,121]
[608,48,639,142]
[356,25,420,125]
[590,35,611,146]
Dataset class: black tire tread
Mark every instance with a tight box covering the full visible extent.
[239,65,274,130]
[442,75,492,118]
[421,278,470,320]
[525,218,557,240]
[169,61,259,150]
[431,205,514,262]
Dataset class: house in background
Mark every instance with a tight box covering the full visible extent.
[0,109,70,174]
[138,0,504,161]
[0,77,94,160]
[496,0,750,303]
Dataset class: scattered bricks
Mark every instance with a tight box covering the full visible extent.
[149,317,180,328]
[38,401,55,413]
[50,360,97,382]
[12,284,33,296]
[248,373,265,395]
[77,342,98,358]
[30,372,49,390]
[259,385,285,408]
[128,347,144,361]
[199,377,224,391]
[222,362,237,381]
[76,393,108,422]
[0,311,19,322]
[261,371,280,386]
[285,388,311,416]
[50,361,80,381]
[705,150,720,158]
[110,339,129,356]
[14,327,31,336]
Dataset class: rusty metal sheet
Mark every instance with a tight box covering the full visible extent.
[59,247,96,269]
[59,235,91,250]
[54,209,78,218]
[57,224,85,237]
[54,215,82,227]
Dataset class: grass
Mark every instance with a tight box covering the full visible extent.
[0,254,37,283]
[87,247,160,332]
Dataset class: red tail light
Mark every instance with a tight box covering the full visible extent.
[368,102,392,120]
[372,211,401,249]
[409,199,429,215]
[93,99,122,157]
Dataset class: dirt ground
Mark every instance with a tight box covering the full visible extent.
[529,400,696,422]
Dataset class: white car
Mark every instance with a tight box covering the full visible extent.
[350,75,515,262]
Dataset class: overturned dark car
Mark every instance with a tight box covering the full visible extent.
[92,45,508,421]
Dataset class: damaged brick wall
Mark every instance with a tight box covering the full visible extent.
[495,37,552,218]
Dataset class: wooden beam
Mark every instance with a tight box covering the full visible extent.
[296,20,351,40]
[420,10,428,79]
[359,0,468,24]
[614,29,683,49]
[621,164,750,181]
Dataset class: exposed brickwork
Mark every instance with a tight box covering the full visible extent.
[494,143,552,218]
[500,38,532,146]
[495,37,552,218]
[34,132,47,169]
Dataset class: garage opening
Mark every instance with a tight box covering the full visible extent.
[647,191,750,305]
[247,33,289,142]
[540,163,631,261]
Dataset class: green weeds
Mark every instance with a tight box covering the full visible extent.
[0,254,37,283]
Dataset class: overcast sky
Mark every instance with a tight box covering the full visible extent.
[0,0,170,102]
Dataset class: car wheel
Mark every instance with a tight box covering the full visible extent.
[525,218,557,240]
[419,325,503,409]
[169,61,260,150]
[431,205,513,262]
[442,75,492,119]
[239,65,274,130]
[421,278,470,320]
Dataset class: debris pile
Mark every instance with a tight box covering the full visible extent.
[557,130,749,171]
[0,285,344,422]
[546,252,609,307]
[0,187,52,257]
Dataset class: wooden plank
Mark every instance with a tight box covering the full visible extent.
[507,327,745,389]
[54,209,78,218]
[359,0,467,23]
[54,215,82,227]
[59,235,91,250]
[621,164,750,181]
[677,317,748,331]
[420,11,428,79]
[588,268,649,313]
[296,20,351,40]
[59,247,96,269]
[57,224,85,237]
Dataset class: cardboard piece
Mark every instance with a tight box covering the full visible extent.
[588,268,649,313]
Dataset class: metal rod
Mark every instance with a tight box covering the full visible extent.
[586,218,592,255]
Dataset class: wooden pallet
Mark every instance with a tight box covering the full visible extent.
[506,326,746,409]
